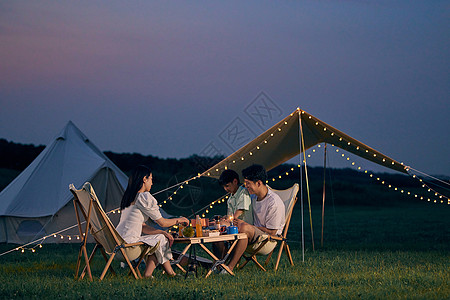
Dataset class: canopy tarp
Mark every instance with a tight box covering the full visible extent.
[201,108,407,179]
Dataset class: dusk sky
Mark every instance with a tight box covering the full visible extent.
[1,1,449,177]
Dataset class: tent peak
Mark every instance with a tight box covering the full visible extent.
[56,121,89,143]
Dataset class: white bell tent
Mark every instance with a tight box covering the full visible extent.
[0,121,128,244]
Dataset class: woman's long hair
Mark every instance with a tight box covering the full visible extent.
[120,165,152,210]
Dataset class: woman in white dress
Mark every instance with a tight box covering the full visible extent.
[116,165,189,278]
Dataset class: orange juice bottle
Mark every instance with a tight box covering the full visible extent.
[195,215,202,237]
[178,223,184,237]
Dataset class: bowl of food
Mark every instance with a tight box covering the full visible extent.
[182,226,195,238]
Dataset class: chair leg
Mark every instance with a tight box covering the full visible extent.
[238,255,251,270]
[119,248,140,280]
[251,256,267,272]
[133,250,148,279]
[285,244,294,266]
[274,241,285,271]
[99,247,116,276]
[80,244,100,280]
[127,247,149,279]
[264,249,275,267]
[99,252,116,281]
[75,245,84,279]
[80,244,97,281]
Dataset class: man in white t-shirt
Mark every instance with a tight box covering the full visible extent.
[224,164,285,273]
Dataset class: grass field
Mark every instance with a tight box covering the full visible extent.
[0,202,449,299]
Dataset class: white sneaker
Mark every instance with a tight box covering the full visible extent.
[219,269,231,275]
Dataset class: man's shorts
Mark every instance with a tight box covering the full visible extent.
[249,226,267,244]
[247,226,278,255]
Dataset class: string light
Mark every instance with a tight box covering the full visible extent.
[331,144,449,205]
[171,110,449,220]
[299,111,448,204]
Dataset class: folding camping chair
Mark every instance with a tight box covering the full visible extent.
[70,182,159,281]
[239,183,299,272]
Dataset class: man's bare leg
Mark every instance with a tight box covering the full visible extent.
[227,223,255,271]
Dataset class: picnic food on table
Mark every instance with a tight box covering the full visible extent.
[182,226,195,238]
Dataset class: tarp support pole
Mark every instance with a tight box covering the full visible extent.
[321,143,327,247]
[298,111,305,263]
[299,110,315,251]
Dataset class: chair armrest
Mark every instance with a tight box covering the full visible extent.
[122,242,147,247]
[268,235,285,242]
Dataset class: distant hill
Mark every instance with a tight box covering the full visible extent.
[0,139,45,171]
